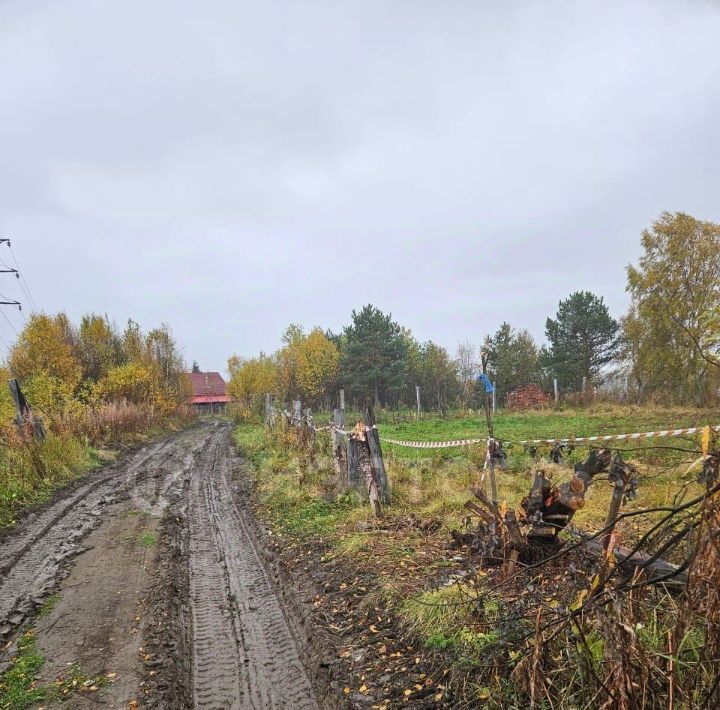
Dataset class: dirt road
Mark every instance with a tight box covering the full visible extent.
[0,422,320,709]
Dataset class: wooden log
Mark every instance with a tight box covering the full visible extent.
[364,405,391,506]
[472,487,502,521]
[464,500,496,525]
[504,510,526,553]
[526,449,612,536]
[578,535,688,588]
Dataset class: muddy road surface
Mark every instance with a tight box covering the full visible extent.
[0,422,320,709]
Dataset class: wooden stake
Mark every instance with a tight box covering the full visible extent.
[264,393,272,425]
[602,468,627,553]
[415,385,421,421]
[348,421,382,517]
[332,408,348,485]
[364,405,391,505]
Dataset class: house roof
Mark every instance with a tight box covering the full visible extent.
[184,372,228,399]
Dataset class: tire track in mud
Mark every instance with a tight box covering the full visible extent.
[186,425,319,710]
[0,428,197,641]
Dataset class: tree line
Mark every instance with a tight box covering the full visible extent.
[1,313,189,434]
[228,211,720,413]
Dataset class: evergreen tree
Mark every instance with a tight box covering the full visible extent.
[542,291,619,390]
[486,323,540,402]
[341,305,408,406]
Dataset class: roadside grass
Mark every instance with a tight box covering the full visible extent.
[0,631,46,709]
[0,417,192,532]
[0,436,92,530]
[0,628,110,709]
[234,406,718,706]
[36,594,60,620]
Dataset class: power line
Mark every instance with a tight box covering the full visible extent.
[7,243,37,312]
[0,305,19,336]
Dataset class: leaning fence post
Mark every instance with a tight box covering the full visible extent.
[364,404,390,506]
[348,421,383,517]
[9,379,46,441]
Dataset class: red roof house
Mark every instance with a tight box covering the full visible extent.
[184,372,231,412]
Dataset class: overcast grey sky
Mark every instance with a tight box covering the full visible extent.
[1,0,719,373]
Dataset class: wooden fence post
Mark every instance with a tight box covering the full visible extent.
[364,405,391,506]
[553,378,559,403]
[264,393,272,425]
[339,389,345,411]
[347,426,362,489]
[487,439,498,506]
[332,408,348,484]
[415,385,421,421]
[348,422,383,517]
[9,379,46,441]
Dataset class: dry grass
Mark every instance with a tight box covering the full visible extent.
[236,410,720,708]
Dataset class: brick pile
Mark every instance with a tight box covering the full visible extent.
[506,383,551,410]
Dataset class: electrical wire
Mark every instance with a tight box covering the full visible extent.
[0,306,19,336]
[7,244,38,312]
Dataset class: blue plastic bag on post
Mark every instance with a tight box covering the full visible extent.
[477,373,494,393]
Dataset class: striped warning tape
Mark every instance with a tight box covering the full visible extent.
[380,436,486,449]
[309,424,377,436]
[517,425,720,446]
[378,425,720,449]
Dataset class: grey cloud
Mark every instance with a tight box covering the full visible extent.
[1,0,719,370]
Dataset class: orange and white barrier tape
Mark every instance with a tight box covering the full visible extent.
[380,436,486,449]
[379,425,720,449]
[517,425,720,446]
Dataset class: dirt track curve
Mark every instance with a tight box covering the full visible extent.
[0,422,320,709]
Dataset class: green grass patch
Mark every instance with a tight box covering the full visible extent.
[0,631,47,709]
[36,594,60,619]
[0,630,110,709]
[137,531,157,547]
[377,405,717,458]
[234,424,269,469]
